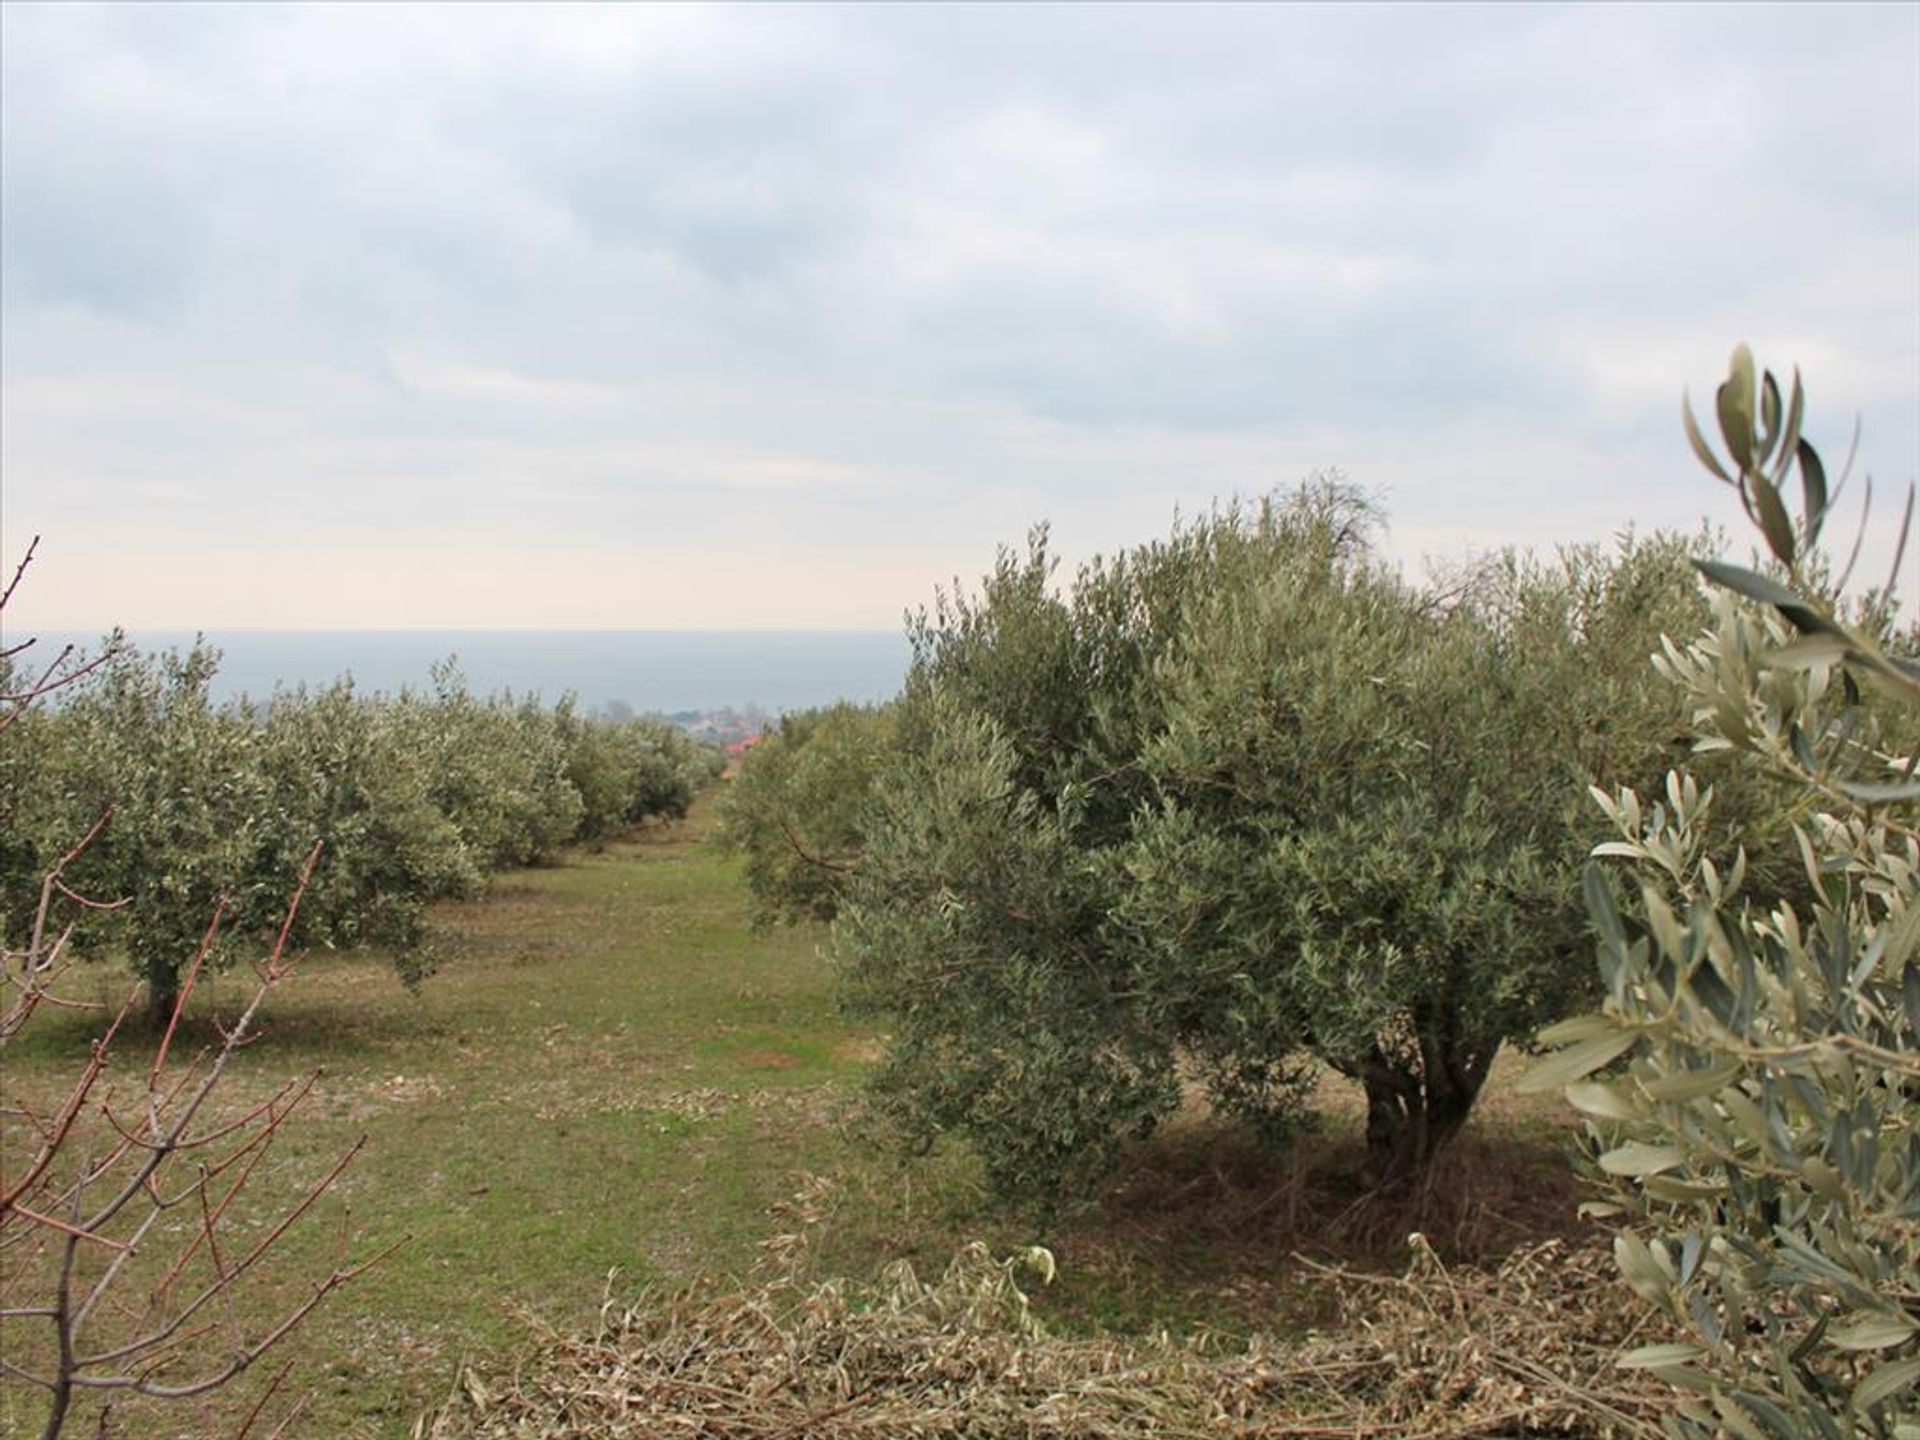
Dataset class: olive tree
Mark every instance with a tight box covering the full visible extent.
[251,679,479,963]
[559,706,721,844]
[2,639,723,1027]
[1530,348,1919,1438]
[0,545,384,1439]
[836,488,1390,1201]
[841,482,1705,1199]
[839,690,1184,1200]
[837,465,1731,1202]
[2,641,266,1026]
[1119,531,1713,1174]
[385,662,584,871]
[2,654,487,1023]
[717,702,898,927]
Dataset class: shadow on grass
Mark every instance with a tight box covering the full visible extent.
[2,968,447,1069]
[1028,1111,1594,1338]
[1100,1114,1585,1260]
[808,1103,1594,1343]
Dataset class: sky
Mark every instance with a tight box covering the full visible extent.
[3,2,1916,632]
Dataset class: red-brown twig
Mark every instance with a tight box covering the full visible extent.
[0,538,124,729]
[2,839,391,1439]
[2,810,121,1046]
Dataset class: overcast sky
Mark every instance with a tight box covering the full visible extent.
[3,2,1916,631]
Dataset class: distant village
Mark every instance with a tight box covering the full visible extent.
[596,699,770,750]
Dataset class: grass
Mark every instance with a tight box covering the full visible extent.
[1,797,1591,1439]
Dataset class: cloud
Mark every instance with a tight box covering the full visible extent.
[3,2,1915,629]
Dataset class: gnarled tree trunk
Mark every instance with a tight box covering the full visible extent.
[1354,1028,1498,1182]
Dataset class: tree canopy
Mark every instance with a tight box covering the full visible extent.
[833,483,1720,1201]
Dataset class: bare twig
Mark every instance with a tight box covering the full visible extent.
[1,840,389,1439]
[2,810,121,1046]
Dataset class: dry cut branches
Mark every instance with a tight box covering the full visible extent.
[422,1178,1681,1440]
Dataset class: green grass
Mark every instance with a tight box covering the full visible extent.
[1,798,1587,1439]
[2,806,940,1439]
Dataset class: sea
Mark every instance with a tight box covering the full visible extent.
[26,630,912,718]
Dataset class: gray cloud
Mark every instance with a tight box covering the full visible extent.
[3,1,1914,628]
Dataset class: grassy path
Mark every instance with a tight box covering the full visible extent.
[4,804,885,1437]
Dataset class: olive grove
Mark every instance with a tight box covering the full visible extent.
[0,633,723,1026]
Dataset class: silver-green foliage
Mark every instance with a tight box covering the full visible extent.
[715,701,896,927]
[556,700,716,844]
[1119,524,1713,1174]
[837,483,1708,1202]
[1531,348,1920,1438]
[840,689,1181,1201]
[837,497,1355,1203]
[386,661,586,872]
[1,642,266,1018]
[251,678,480,964]
[0,646,723,1020]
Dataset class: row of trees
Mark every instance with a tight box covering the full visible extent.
[0,643,723,1025]
[721,483,1763,1196]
